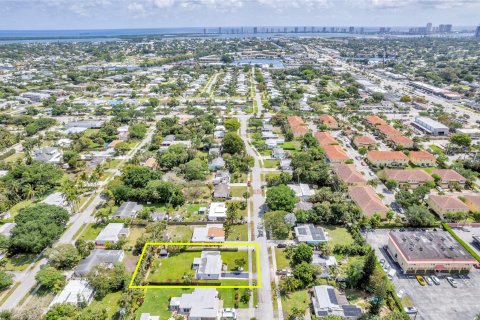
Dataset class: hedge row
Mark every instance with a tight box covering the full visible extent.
[442,222,480,263]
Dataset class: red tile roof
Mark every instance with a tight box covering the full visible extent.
[323,145,349,162]
[315,132,337,146]
[431,169,467,182]
[367,151,409,161]
[353,135,377,146]
[332,164,366,184]
[380,169,433,183]
[428,195,469,211]
[364,115,388,126]
[348,186,389,216]
[409,151,436,161]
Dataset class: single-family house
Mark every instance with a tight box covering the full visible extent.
[169,289,221,319]
[192,225,225,242]
[214,183,230,199]
[32,147,62,163]
[208,202,227,221]
[315,132,337,147]
[386,135,414,149]
[272,148,286,159]
[74,249,124,277]
[95,223,129,246]
[49,280,94,307]
[288,184,315,201]
[464,194,480,212]
[318,114,338,129]
[209,157,226,170]
[213,170,230,185]
[113,201,143,219]
[311,285,362,319]
[193,251,222,280]
[294,224,328,245]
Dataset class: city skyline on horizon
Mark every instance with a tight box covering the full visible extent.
[1,0,479,30]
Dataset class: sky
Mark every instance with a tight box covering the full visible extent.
[1,0,479,30]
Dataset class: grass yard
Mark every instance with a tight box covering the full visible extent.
[125,227,145,248]
[5,254,37,271]
[88,291,122,319]
[4,152,25,163]
[281,141,300,151]
[281,290,310,317]
[185,203,208,215]
[263,159,279,169]
[226,224,248,241]
[429,145,445,155]
[323,225,354,247]
[226,200,247,218]
[260,149,272,156]
[219,288,251,308]
[274,248,290,270]
[137,288,193,319]
[148,252,199,283]
[230,186,248,198]
[104,159,121,169]
[165,225,194,242]
[221,250,249,271]
[79,223,104,241]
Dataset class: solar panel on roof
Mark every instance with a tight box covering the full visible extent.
[327,288,338,305]
[298,228,307,235]
[342,305,362,317]
[310,226,326,240]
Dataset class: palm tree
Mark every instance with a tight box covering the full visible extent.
[24,184,36,200]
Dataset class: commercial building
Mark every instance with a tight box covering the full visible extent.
[476,26,480,38]
[413,116,449,136]
[311,285,362,318]
[387,230,476,274]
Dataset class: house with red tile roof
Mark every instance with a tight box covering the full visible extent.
[323,145,350,164]
[427,195,469,219]
[332,164,367,186]
[463,194,480,212]
[315,132,337,147]
[386,135,414,149]
[364,115,388,127]
[431,169,467,189]
[366,151,409,167]
[378,169,434,187]
[353,136,377,149]
[287,116,309,137]
[318,114,338,129]
[348,186,389,217]
[408,151,436,167]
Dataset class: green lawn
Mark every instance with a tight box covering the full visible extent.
[165,225,194,242]
[218,288,251,308]
[125,227,145,248]
[8,199,33,217]
[104,159,121,169]
[79,223,104,241]
[323,225,354,247]
[429,145,445,155]
[5,254,37,271]
[281,141,300,151]
[148,252,199,283]
[274,248,290,270]
[221,250,248,271]
[263,159,280,169]
[226,224,248,241]
[185,203,208,215]
[137,288,192,319]
[230,186,248,198]
[260,149,272,156]
[281,290,310,317]
[4,152,24,163]
[87,291,122,319]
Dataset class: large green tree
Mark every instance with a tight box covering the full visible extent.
[266,184,297,211]
[222,132,245,155]
[264,211,290,240]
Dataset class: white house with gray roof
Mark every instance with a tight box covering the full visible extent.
[169,288,221,319]
[193,251,223,280]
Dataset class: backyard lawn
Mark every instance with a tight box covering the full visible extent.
[165,225,194,242]
[125,227,145,248]
[281,141,300,151]
[137,288,193,319]
[148,252,199,283]
[219,288,251,308]
[281,290,310,317]
[88,291,122,319]
[5,253,37,271]
[323,225,354,247]
[221,250,249,271]
[274,248,290,270]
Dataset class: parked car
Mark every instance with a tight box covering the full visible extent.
[473,264,480,269]
[416,275,427,286]
[383,264,390,272]
[396,289,405,299]
[379,259,385,267]
[431,275,440,285]
[446,277,458,288]
[424,276,433,286]
[404,307,418,314]
[277,243,287,248]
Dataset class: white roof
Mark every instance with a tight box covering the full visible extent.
[50,280,94,307]
[95,223,128,242]
[170,289,220,318]
[197,251,222,276]
[191,224,225,242]
[208,202,227,218]
[42,192,65,207]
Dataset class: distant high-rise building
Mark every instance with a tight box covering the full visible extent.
[426,23,432,32]
[218,27,222,34]
[330,27,335,33]
[253,27,257,34]
[360,27,364,34]
[322,27,327,32]
[439,24,452,33]
[349,26,355,33]
[295,27,298,33]
[475,26,480,38]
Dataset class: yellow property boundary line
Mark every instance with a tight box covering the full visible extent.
[129,242,261,289]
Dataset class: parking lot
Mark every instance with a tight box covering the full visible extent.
[366,229,480,320]
[451,226,480,257]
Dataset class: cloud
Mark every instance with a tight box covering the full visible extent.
[363,0,478,9]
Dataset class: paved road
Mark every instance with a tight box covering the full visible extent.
[0,127,155,311]
[238,115,276,320]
